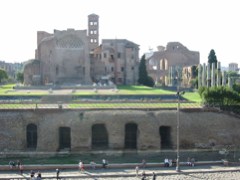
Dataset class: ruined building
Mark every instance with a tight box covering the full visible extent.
[24,14,139,86]
[146,42,199,86]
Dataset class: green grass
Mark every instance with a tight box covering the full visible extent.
[0,150,236,165]
[0,84,14,94]
[117,85,175,95]
[0,84,202,103]
[68,102,201,109]
[0,85,176,96]
[0,102,202,109]
[183,92,201,103]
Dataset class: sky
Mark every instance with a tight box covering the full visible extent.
[0,0,239,67]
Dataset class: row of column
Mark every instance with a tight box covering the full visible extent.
[168,66,182,87]
[198,62,233,88]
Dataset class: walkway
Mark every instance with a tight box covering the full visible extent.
[1,164,240,179]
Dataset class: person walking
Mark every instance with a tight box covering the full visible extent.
[141,171,146,180]
[90,161,96,170]
[152,172,157,180]
[135,165,139,177]
[19,163,24,175]
[17,160,21,168]
[37,171,42,180]
[102,159,107,169]
[79,160,84,172]
[30,170,35,178]
[142,159,146,169]
[56,169,60,180]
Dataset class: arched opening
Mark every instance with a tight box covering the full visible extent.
[159,126,172,149]
[92,124,108,149]
[27,124,37,149]
[125,123,137,149]
[160,59,168,70]
[59,127,71,150]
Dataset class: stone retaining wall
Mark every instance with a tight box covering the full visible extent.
[0,109,239,152]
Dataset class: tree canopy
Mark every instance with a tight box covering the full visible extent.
[138,55,154,87]
[208,49,218,68]
[0,69,8,83]
[16,72,24,83]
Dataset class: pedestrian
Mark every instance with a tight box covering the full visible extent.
[37,171,42,180]
[30,170,35,178]
[141,171,146,180]
[79,160,84,172]
[135,165,139,177]
[56,169,60,180]
[187,157,191,166]
[164,157,169,167]
[191,157,195,167]
[142,159,146,168]
[152,172,157,180]
[90,161,96,170]
[102,159,107,169]
[9,160,14,169]
[17,160,21,168]
[19,163,24,175]
[169,159,173,167]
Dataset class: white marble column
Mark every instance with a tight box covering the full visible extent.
[211,63,215,87]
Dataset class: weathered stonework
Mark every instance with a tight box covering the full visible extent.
[146,42,199,86]
[0,109,239,152]
[24,14,139,86]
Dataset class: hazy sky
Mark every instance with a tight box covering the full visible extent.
[0,0,239,67]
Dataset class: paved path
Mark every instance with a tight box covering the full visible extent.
[1,165,240,179]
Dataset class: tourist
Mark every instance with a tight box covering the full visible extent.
[141,171,146,180]
[135,165,139,177]
[191,157,195,167]
[56,169,60,180]
[172,159,177,167]
[152,172,157,180]
[142,159,146,168]
[9,160,16,169]
[164,158,169,167]
[79,160,84,172]
[187,157,191,166]
[17,160,21,168]
[19,163,24,175]
[90,161,96,170]
[169,159,173,167]
[30,170,35,178]
[102,159,107,169]
[37,171,42,180]
[9,160,14,169]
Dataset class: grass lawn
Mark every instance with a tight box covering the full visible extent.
[182,92,201,103]
[0,102,202,109]
[117,85,175,95]
[0,84,176,96]
[0,150,235,165]
[0,84,202,103]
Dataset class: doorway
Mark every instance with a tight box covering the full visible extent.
[124,123,137,149]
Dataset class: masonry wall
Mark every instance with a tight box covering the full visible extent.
[0,109,239,152]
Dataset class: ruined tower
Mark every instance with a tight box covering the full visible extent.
[88,14,99,51]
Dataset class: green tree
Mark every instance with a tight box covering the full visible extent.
[138,54,155,87]
[0,69,8,83]
[208,49,218,68]
[233,83,240,93]
[227,71,239,78]
[191,65,197,78]
[16,72,24,83]
[138,55,148,84]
